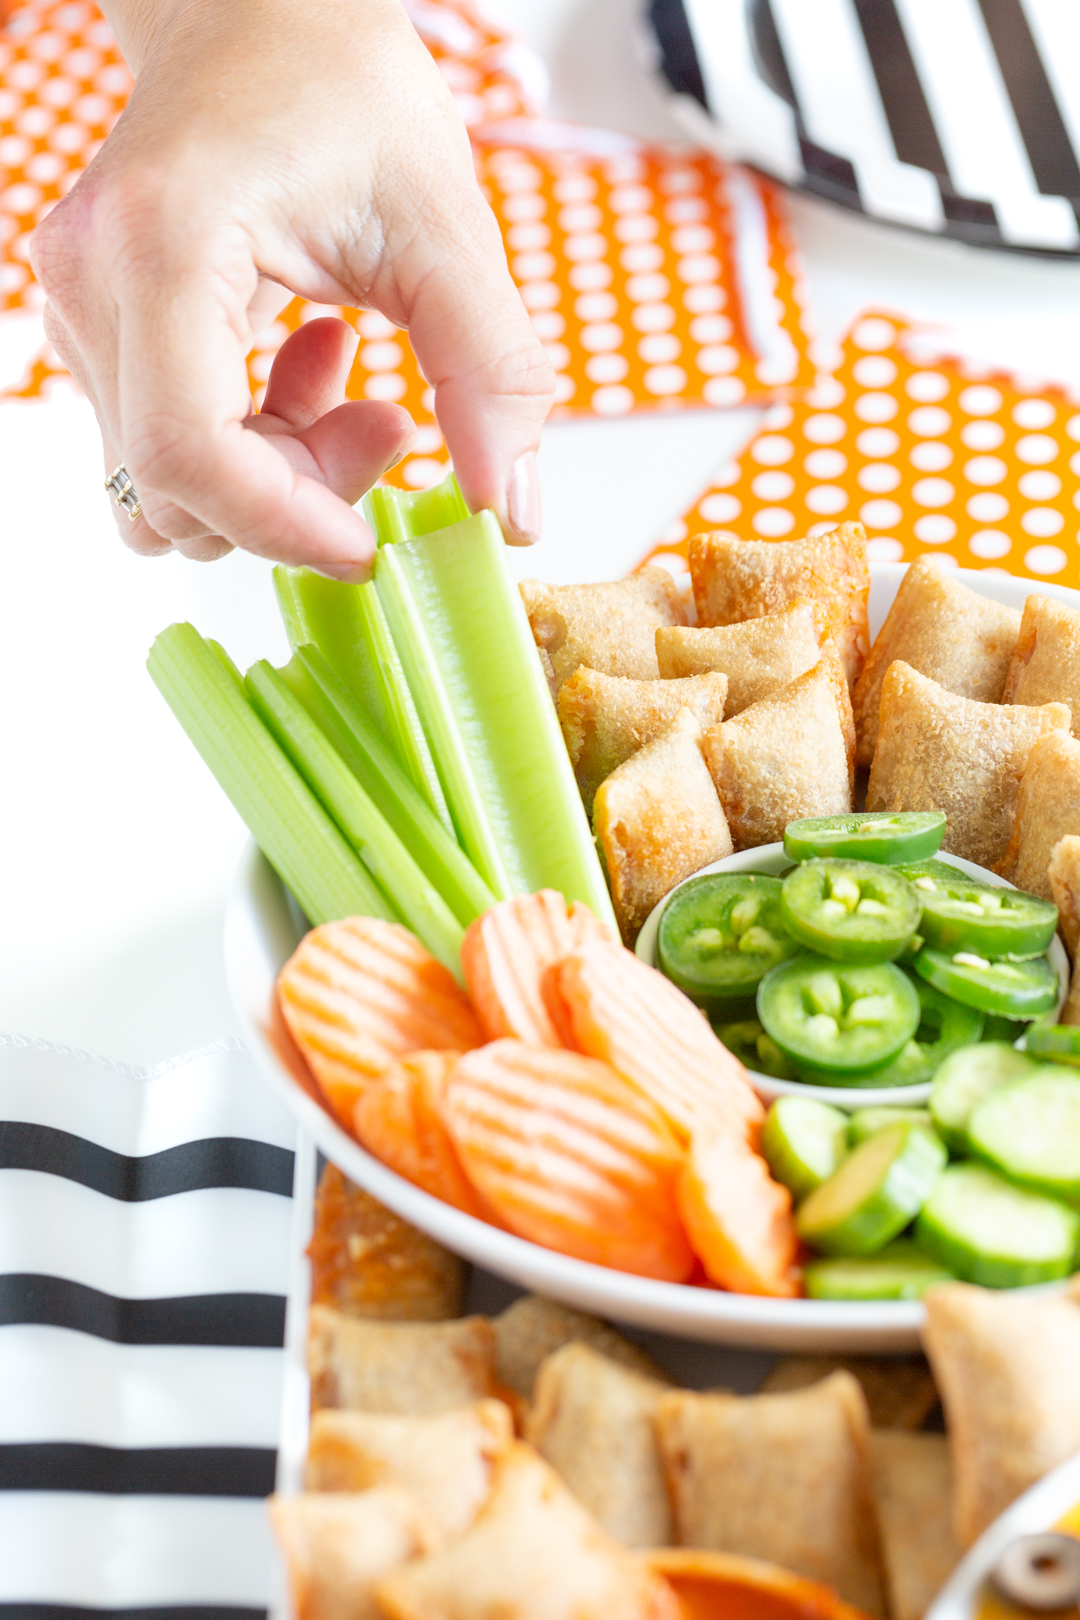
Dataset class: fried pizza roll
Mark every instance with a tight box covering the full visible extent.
[760,1355,939,1431]
[1049,834,1080,960]
[270,1487,435,1620]
[558,667,728,809]
[525,1342,672,1547]
[655,1372,885,1615]
[309,1306,497,1415]
[492,1294,662,1402]
[999,730,1080,898]
[867,663,1070,871]
[1003,593,1080,730]
[700,659,853,850]
[307,1164,466,1322]
[593,708,733,943]
[870,1432,960,1620]
[306,1401,513,1540]
[853,557,1021,768]
[922,1282,1080,1546]
[374,1442,680,1620]
[687,523,870,688]
[519,569,687,694]
[655,599,826,716]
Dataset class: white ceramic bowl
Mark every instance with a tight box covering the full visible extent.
[635,844,1070,1108]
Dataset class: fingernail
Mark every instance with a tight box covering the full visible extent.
[505,450,540,546]
[312,560,373,585]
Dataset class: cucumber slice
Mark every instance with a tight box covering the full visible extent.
[804,1239,955,1300]
[849,1106,935,1146]
[1026,1022,1080,1069]
[968,1070,1080,1205]
[795,1122,947,1256]
[761,1097,849,1202]
[916,1162,1080,1288]
[929,1042,1037,1152]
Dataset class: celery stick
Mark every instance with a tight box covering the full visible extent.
[245,659,465,977]
[364,477,468,546]
[147,623,394,928]
[278,648,495,926]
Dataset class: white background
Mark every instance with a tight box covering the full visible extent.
[3,0,1080,1063]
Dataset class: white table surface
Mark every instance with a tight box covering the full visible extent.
[3,0,1080,1065]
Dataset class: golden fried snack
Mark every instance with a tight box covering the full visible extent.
[922,1282,1080,1547]
[1003,593,1080,730]
[687,524,870,688]
[867,663,1070,871]
[594,708,733,944]
[269,1487,435,1620]
[519,570,687,694]
[309,1306,497,1415]
[306,1401,513,1541]
[999,730,1080,897]
[525,1343,672,1548]
[700,660,853,850]
[759,1355,939,1431]
[655,600,826,716]
[1049,835,1080,958]
[558,667,728,810]
[307,1164,466,1322]
[492,1294,662,1401]
[655,1372,885,1615]
[853,557,1020,768]
[870,1432,960,1620]
[374,1442,680,1620]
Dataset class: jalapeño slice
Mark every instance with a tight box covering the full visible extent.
[784,811,947,866]
[658,873,800,1008]
[713,1018,796,1080]
[780,858,921,964]
[1026,1022,1080,1069]
[905,867,1058,960]
[914,947,1058,1020]
[797,976,984,1089]
[757,956,920,1076]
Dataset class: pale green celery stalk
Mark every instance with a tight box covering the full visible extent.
[147,623,395,928]
[364,477,468,546]
[245,660,465,978]
[278,647,496,926]
[369,483,616,924]
[273,566,452,835]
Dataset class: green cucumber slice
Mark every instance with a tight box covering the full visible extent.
[795,1122,947,1257]
[849,1107,935,1146]
[761,1097,850,1202]
[915,1162,1080,1288]
[803,1239,954,1300]
[967,1070,1080,1205]
[929,1042,1037,1152]
[784,812,946,866]
[1026,1023,1080,1069]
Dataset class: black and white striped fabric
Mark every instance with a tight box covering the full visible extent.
[647,0,1080,254]
[0,1034,300,1620]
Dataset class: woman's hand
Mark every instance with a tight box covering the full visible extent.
[30,0,555,577]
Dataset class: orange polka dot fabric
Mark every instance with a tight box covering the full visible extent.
[643,310,1080,591]
[402,0,541,126]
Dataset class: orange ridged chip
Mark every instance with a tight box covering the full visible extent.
[353,1051,489,1220]
[678,1129,799,1298]
[553,942,764,1145]
[461,890,617,1049]
[442,1039,694,1282]
[277,917,483,1128]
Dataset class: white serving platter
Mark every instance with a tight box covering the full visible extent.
[225,561,1080,1353]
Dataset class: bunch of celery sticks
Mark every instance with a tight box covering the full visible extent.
[148,476,616,979]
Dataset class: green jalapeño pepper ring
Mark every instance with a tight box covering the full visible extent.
[904,868,1058,960]
[914,947,1059,1020]
[796,975,984,1089]
[784,811,947,866]
[780,858,922,964]
[757,955,921,1076]
[657,872,801,1008]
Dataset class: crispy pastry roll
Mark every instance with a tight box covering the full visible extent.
[760,1355,939,1431]
[870,1432,960,1620]
[655,599,827,716]
[374,1442,680,1620]
[998,730,1080,897]
[1003,593,1080,730]
[700,659,853,850]
[307,1164,466,1322]
[306,1401,513,1541]
[1049,835,1080,959]
[308,1306,497,1415]
[922,1282,1080,1546]
[655,1371,885,1616]
[593,708,733,944]
[853,557,1021,768]
[867,663,1070,871]
[519,569,687,694]
[493,1294,662,1402]
[269,1487,435,1620]
[558,667,728,810]
[687,524,870,688]
[525,1342,672,1548]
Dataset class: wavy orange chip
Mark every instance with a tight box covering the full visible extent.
[353,1050,489,1220]
[678,1129,800,1299]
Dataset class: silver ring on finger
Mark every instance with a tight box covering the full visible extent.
[105,464,142,522]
